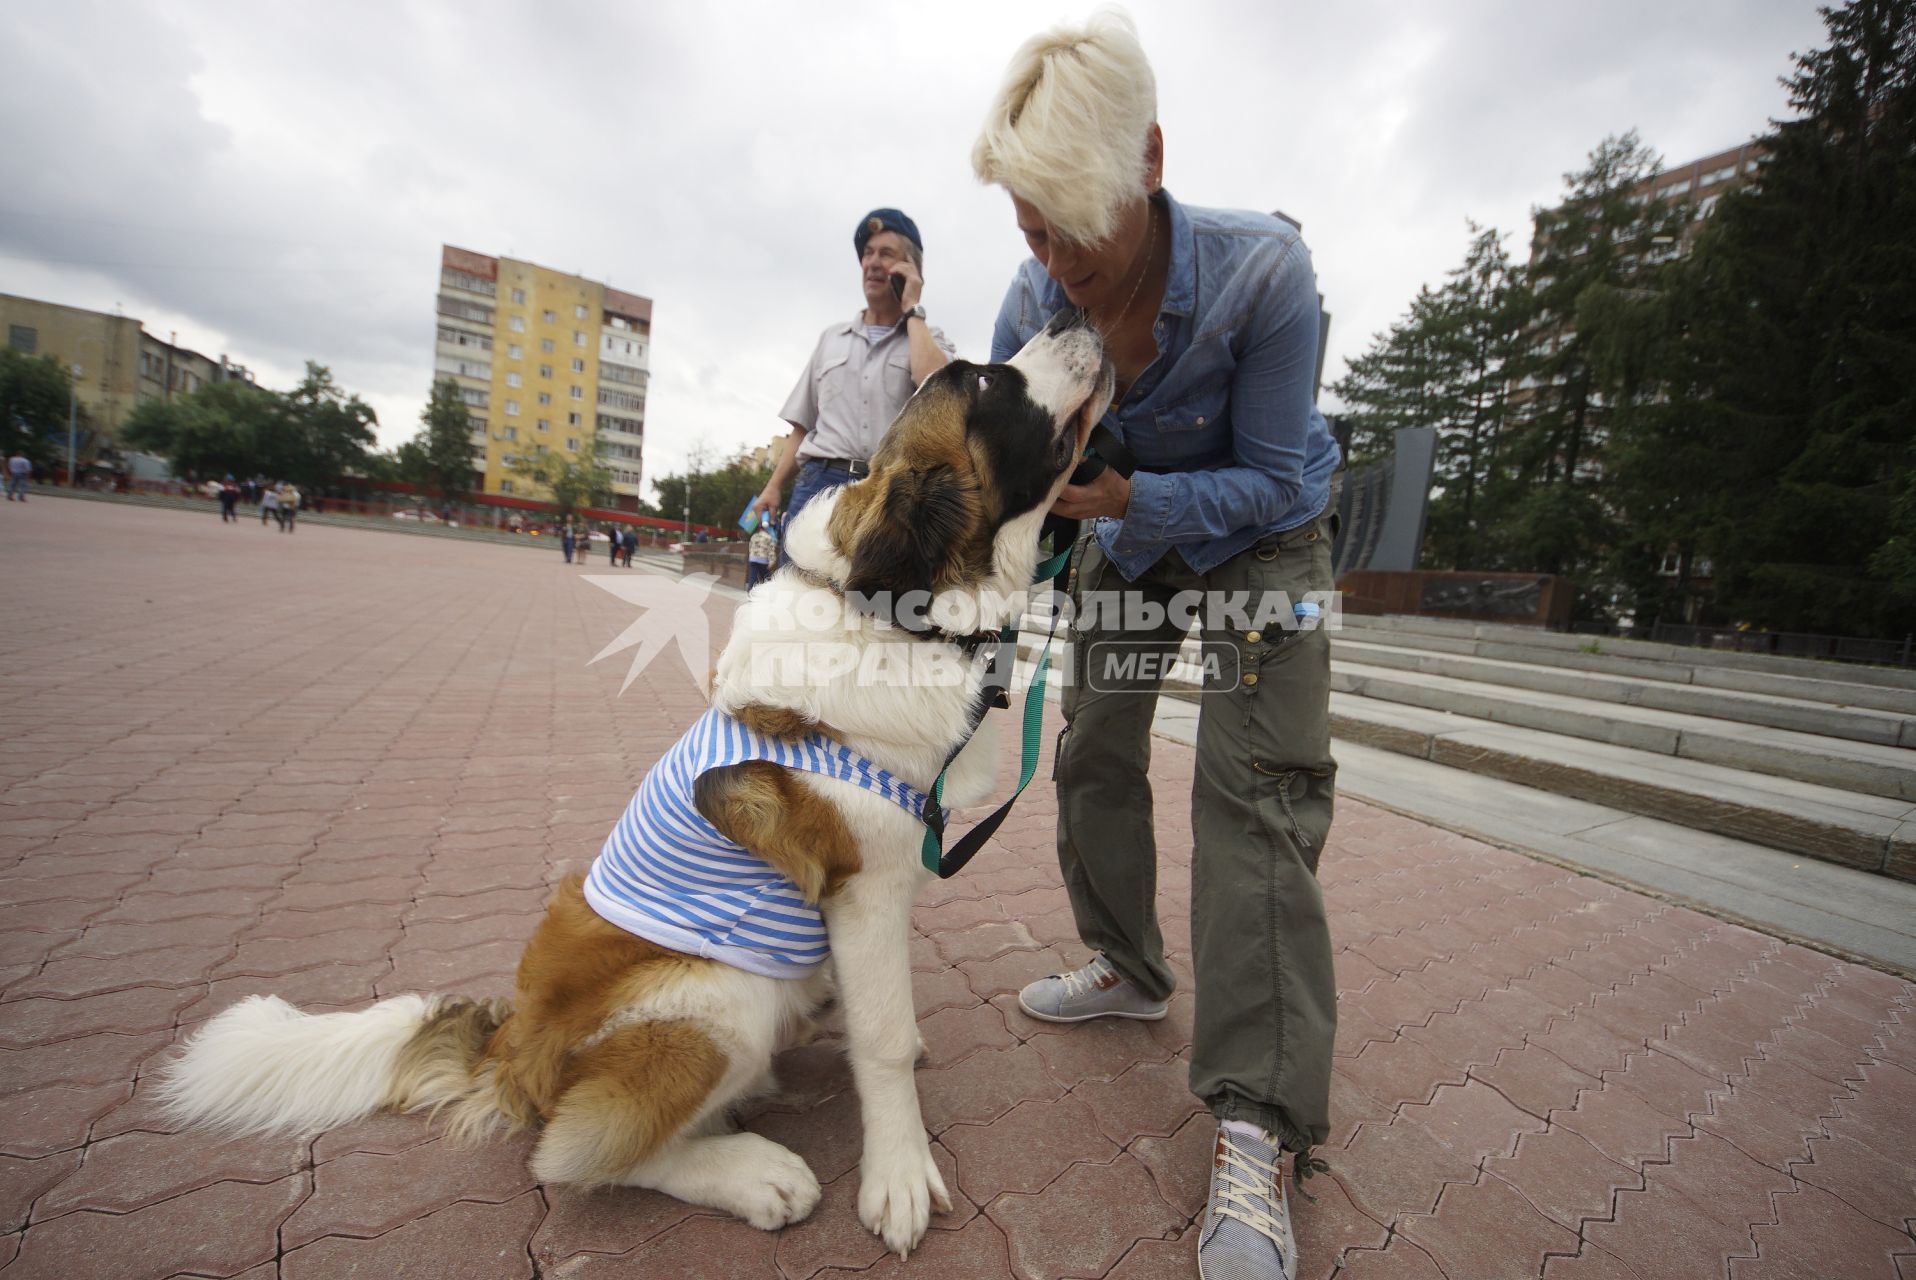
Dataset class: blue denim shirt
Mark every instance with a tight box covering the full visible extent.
[991,191,1341,580]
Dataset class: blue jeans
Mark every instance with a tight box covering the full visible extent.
[6,472,26,500]
[784,459,861,531]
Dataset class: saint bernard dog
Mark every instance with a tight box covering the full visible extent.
[160,313,1112,1257]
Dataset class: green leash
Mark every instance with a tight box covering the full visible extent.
[919,546,1072,878]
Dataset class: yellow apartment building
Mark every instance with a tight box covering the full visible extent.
[433,246,651,508]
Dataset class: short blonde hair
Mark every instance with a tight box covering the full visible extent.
[971,10,1158,247]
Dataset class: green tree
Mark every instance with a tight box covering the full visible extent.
[1498,132,1689,617]
[0,349,77,470]
[399,378,477,502]
[510,434,613,523]
[282,362,378,486]
[122,379,288,480]
[1588,0,1916,638]
[650,453,774,532]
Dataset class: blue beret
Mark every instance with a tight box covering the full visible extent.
[854,208,922,259]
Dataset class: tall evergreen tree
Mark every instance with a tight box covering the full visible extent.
[1500,132,1689,612]
[401,378,477,503]
[1591,0,1916,637]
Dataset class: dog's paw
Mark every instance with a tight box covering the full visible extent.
[858,1135,951,1257]
[726,1137,821,1230]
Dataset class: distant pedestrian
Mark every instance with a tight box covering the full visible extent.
[279,483,300,533]
[562,524,576,564]
[621,527,638,567]
[260,483,282,527]
[6,452,29,502]
[219,475,239,523]
[746,517,778,590]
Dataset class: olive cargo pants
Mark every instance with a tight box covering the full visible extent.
[1054,518,1337,1151]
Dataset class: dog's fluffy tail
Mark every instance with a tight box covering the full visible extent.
[159,993,510,1137]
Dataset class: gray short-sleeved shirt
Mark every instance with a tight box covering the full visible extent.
[779,313,956,462]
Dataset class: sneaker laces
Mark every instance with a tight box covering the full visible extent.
[1211,1127,1293,1253]
[1056,956,1116,1000]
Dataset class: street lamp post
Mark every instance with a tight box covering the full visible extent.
[67,364,80,488]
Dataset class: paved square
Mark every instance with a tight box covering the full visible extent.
[2,498,1912,1278]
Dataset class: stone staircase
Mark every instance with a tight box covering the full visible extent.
[1023,613,1916,882]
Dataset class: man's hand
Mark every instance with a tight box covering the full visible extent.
[1051,466,1131,521]
[752,487,780,518]
[890,258,924,313]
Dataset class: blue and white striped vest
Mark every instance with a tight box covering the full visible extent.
[583,707,936,979]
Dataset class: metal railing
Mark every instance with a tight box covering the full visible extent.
[1650,621,1915,668]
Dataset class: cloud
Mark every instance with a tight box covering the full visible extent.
[0,0,1828,484]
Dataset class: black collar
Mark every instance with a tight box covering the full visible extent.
[778,556,1005,657]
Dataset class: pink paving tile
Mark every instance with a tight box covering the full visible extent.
[1027,1014,1177,1087]
[0,1081,131,1158]
[1733,1181,1915,1280]
[0,1150,81,1233]
[940,1095,1121,1203]
[914,1041,1067,1134]
[915,999,1018,1070]
[1485,1124,1640,1233]
[280,1130,539,1247]
[1399,1172,1581,1280]
[750,1089,866,1184]
[282,1189,544,1280]
[1334,1114,1479,1223]
[0,1029,173,1097]
[1072,1054,1203,1145]
[987,1153,1183,1280]
[544,1210,777,1279]
[814,1211,1013,1280]
[1130,1110,1216,1222]
[529,1183,702,1267]
[1790,1130,1916,1234]
[1470,1043,1602,1121]
[1401,1078,1548,1165]
[1102,1231,1199,1280]
[6,1172,306,1280]
[1337,1031,1465,1110]
[1333,1236,1450,1280]
[31,1125,311,1219]
[1550,1080,1691,1170]
[0,986,201,1048]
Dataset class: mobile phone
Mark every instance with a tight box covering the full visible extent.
[889,273,905,302]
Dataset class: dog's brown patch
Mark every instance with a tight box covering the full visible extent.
[733,702,822,742]
[388,997,509,1115]
[694,760,863,902]
[533,1018,729,1183]
[484,874,717,1128]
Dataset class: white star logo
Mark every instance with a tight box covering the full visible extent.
[582,572,721,694]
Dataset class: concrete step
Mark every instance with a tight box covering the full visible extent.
[1331,637,1916,748]
[1323,696,1915,880]
[1333,659,1916,801]
[1345,613,1916,699]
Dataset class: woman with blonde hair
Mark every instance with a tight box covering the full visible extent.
[976,13,1341,1279]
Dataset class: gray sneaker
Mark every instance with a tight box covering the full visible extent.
[1198,1124,1297,1280]
[1017,954,1168,1023]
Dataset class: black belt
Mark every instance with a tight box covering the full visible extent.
[805,456,869,477]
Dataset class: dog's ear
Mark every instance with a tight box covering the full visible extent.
[835,465,973,599]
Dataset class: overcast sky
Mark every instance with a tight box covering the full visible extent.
[2,0,1827,494]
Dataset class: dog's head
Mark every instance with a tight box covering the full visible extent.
[825,312,1113,600]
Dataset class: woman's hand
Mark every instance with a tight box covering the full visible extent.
[1051,466,1131,521]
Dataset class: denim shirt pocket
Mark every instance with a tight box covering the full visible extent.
[1152,376,1230,437]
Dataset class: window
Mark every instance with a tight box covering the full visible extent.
[566,437,579,452]
[573,331,587,346]
[509,315,526,333]
[571,358,585,373]
[500,479,515,494]
[511,288,526,304]
[459,387,489,409]
[506,371,522,387]
[504,426,517,441]
[541,338,555,353]
[505,399,520,416]
[9,325,38,354]
[567,412,581,426]
[1703,165,1737,187]
[542,309,557,324]
[508,343,523,359]
[1663,177,1692,197]
[536,364,550,379]
[574,304,588,320]
[537,418,550,431]
[1698,193,1721,219]
[437,326,492,350]
[441,269,496,296]
[570,385,583,399]
[537,391,552,406]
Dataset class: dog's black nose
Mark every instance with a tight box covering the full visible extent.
[1042,307,1091,336]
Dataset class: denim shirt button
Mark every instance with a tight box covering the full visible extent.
[1196,416,1206,426]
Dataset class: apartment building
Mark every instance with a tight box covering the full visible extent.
[433,246,651,508]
